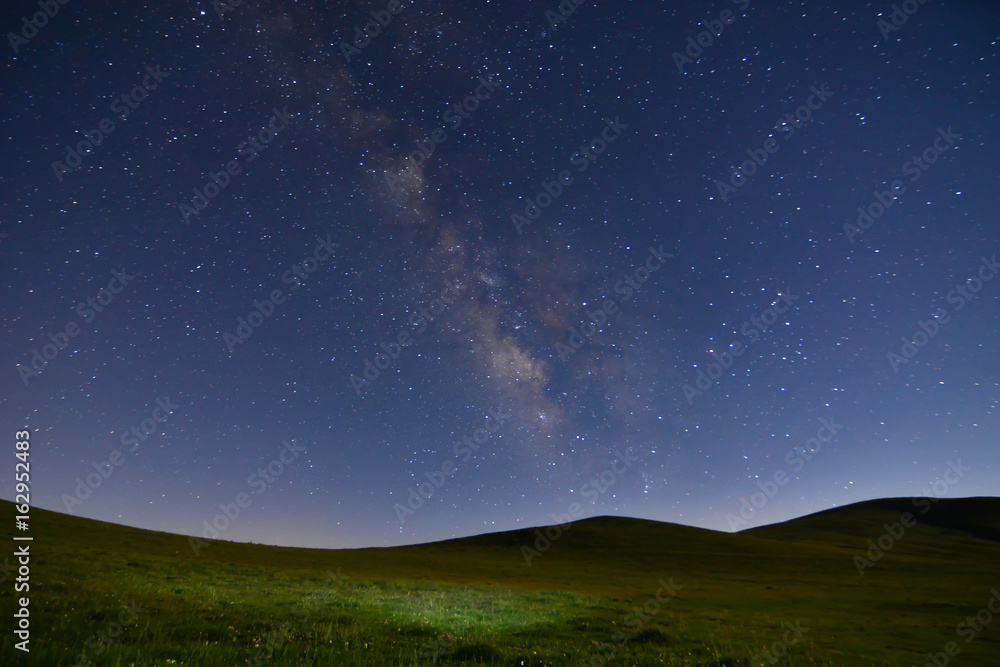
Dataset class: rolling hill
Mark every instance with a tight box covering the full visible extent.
[1,498,998,665]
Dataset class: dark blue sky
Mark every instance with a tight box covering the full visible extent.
[1,0,997,549]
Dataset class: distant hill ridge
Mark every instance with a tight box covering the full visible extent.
[744,496,1000,543]
[3,495,997,554]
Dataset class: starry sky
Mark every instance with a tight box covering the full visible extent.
[1,0,998,549]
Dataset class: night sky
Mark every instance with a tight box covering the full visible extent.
[2,0,998,550]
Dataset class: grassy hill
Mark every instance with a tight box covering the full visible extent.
[1,498,998,665]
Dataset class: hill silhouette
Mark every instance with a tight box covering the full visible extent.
[2,498,998,665]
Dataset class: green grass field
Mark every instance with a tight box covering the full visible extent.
[1,497,998,665]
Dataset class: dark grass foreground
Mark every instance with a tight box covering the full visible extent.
[1,498,998,665]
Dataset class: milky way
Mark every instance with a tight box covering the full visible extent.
[1,0,998,548]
